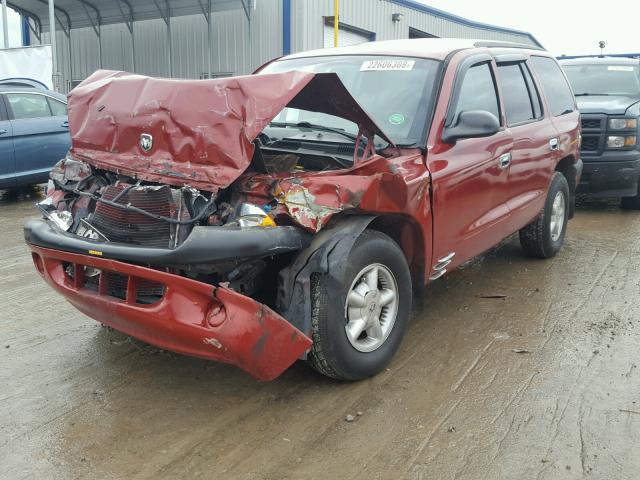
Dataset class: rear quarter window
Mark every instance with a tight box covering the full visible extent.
[530,56,576,117]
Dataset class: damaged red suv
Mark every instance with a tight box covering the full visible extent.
[25,39,581,381]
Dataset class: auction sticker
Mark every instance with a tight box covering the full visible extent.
[608,66,634,71]
[389,113,406,125]
[360,59,415,71]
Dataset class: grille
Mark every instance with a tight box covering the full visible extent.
[581,136,599,152]
[91,184,176,248]
[67,264,165,305]
[581,119,601,130]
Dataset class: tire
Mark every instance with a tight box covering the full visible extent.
[307,230,412,381]
[621,186,640,210]
[519,172,570,259]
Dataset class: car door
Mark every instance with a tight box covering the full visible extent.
[5,92,70,185]
[494,58,559,232]
[427,55,514,276]
[0,95,16,188]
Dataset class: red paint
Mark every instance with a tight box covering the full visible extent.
[68,70,391,192]
[426,49,581,273]
[27,42,581,380]
[29,245,312,381]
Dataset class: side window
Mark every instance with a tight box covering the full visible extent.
[530,56,575,116]
[521,63,543,119]
[454,62,500,123]
[497,63,535,126]
[47,97,67,116]
[6,93,52,120]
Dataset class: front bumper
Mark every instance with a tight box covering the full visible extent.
[24,219,310,266]
[578,152,640,197]
[27,244,312,381]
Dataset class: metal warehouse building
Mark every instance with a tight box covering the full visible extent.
[8,0,542,93]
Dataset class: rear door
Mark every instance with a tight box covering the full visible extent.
[0,95,15,188]
[494,58,559,231]
[6,92,70,185]
[427,55,514,274]
[529,56,580,197]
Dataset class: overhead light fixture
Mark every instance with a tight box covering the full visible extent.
[392,13,404,22]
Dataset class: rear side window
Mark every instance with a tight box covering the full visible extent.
[530,56,575,116]
[47,97,67,116]
[453,63,500,122]
[6,93,51,119]
[497,63,536,125]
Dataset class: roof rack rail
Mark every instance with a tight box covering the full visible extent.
[557,53,640,60]
[474,41,545,51]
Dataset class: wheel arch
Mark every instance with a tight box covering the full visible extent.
[276,213,424,341]
[555,155,577,218]
[367,214,426,288]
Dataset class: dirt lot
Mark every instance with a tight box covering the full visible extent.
[1,187,639,480]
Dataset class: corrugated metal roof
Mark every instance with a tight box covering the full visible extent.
[9,0,251,31]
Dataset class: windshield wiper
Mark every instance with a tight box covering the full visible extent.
[268,121,358,142]
[574,93,614,96]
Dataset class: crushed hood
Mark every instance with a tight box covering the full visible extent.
[68,69,392,192]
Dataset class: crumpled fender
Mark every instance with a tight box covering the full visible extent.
[277,215,376,340]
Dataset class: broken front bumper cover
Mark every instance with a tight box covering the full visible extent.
[26,244,312,381]
[24,219,310,266]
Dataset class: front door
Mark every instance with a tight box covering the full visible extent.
[427,59,514,275]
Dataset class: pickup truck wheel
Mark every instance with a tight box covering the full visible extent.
[620,188,640,210]
[307,230,412,381]
[519,172,570,258]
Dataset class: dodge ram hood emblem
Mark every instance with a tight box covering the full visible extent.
[140,133,153,152]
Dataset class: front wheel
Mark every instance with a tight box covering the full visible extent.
[307,230,412,381]
[621,184,640,210]
[519,172,570,258]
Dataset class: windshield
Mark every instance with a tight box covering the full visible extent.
[260,55,441,146]
[562,64,640,96]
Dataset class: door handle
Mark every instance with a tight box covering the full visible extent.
[0,129,6,135]
[61,121,69,128]
[498,152,511,169]
[549,137,559,151]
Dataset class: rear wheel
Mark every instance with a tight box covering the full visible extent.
[519,172,570,258]
[308,230,412,380]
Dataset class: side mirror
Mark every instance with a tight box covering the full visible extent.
[442,110,501,144]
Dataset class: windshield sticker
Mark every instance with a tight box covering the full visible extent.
[360,59,416,71]
[608,66,634,71]
[388,113,406,125]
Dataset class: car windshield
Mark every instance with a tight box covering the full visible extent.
[562,64,640,96]
[260,55,441,147]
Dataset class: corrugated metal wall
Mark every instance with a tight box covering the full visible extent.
[37,0,536,93]
[40,0,282,92]
[290,0,535,53]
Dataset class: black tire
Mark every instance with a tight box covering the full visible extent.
[621,186,640,210]
[519,172,570,258]
[307,230,412,381]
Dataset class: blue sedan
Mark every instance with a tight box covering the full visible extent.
[0,87,70,188]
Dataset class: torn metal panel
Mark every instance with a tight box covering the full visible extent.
[67,70,392,192]
[28,244,312,381]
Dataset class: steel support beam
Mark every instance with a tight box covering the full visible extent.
[48,0,57,89]
[115,0,135,71]
[197,0,212,78]
[152,0,172,77]
[2,0,9,48]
